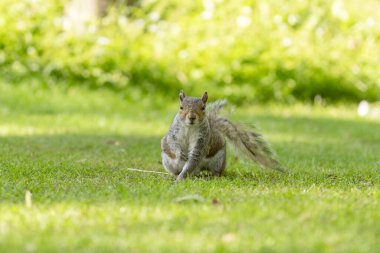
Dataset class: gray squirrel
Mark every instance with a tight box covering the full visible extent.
[161,91,283,180]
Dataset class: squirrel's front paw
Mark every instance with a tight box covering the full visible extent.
[176,174,185,181]
[176,171,189,181]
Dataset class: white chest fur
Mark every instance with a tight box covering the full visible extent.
[178,125,200,153]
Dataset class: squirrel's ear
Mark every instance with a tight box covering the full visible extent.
[202,91,208,103]
[179,90,186,102]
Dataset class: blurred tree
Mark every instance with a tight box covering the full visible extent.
[64,0,99,33]
[66,0,139,17]
[64,0,139,33]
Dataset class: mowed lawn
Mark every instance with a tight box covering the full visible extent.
[1,82,380,253]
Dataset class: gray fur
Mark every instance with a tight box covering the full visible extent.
[161,97,283,180]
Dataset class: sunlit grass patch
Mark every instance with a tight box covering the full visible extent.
[1,83,380,252]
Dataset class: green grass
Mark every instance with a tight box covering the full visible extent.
[1,82,380,253]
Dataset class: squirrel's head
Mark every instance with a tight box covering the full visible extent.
[178,91,208,126]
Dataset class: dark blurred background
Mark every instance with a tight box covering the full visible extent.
[1,0,379,104]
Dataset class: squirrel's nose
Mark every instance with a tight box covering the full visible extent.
[189,116,196,122]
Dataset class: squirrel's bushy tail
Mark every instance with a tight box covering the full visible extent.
[207,100,284,172]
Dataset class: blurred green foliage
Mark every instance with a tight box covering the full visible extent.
[0,0,379,103]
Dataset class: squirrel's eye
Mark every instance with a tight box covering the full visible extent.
[180,106,183,110]
[202,106,205,111]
